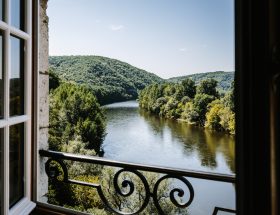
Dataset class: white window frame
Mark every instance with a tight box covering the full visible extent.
[0,0,35,214]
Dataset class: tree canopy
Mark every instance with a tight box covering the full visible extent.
[168,71,234,93]
[49,82,106,153]
[196,79,219,97]
[139,78,235,134]
[49,56,163,105]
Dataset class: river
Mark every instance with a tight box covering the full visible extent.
[102,100,235,214]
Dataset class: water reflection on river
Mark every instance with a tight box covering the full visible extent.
[102,100,235,214]
[103,100,235,174]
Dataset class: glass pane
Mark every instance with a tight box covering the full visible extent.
[0,0,3,21]
[0,34,3,119]
[10,36,24,116]
[11,0,24,30]
[9,123,24,208]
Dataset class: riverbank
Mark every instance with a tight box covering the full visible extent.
[138,79,235,135]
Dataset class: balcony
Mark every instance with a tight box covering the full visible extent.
[39,150,236,215]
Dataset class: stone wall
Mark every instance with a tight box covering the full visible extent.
[38,0,49,201]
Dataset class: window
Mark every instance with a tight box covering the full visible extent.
[32,0,278,215]
[0,0,35,214]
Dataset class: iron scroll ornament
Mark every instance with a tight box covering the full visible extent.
[45,159,69,182]
[44,158,195,215]
[153,175,194,214]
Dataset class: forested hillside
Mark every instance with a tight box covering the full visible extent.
[168,71,234,92]
[49,56,163,104]
[49,56,234,105]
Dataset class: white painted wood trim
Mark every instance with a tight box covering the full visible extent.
[9,197,36,215]
[0,22,30,40]
[3,8,10,214]
[24,0,32,202]
[0,115,30,128]
[0,0,35,214]
[33,0,40,202]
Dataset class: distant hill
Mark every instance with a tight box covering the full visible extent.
[49,56,234,104]
[49,56,163,104]
[168,71,234,92]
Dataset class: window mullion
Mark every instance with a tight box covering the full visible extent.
[9,28,29,41]
[4,0,9,25]
[3,0,9,122]
[23,0,32,202]
[24,39,32,202]
[25,0,31,35]
[3,23,10,214]
[2,0,10,213]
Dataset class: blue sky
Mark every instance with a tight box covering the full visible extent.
[48,0,234,78]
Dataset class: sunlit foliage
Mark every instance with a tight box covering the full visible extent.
[139,78,235,134]
[49,82,106,153]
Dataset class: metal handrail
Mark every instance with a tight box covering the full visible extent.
[39,149,236,215]
[39,150,235,183]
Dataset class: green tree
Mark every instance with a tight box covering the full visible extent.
[193,93,215,125]
[181,78,196,98]
[181,102,199,124]
[205,99,235,134]
[49,82,106,153]
[205,103,223,131]
[222,81,234,111]
[196,79,219,98]
[152,97,167,114]
[174,84,185,100]
[181,96,191,104]
[49,68,61,91]
[162,97,179,119]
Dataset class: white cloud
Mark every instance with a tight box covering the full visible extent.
[179,48,186,52]
[110,25,125,31]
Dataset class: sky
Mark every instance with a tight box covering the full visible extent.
[48,0,234,79]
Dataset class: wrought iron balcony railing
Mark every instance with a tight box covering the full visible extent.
[39,150,236,215]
